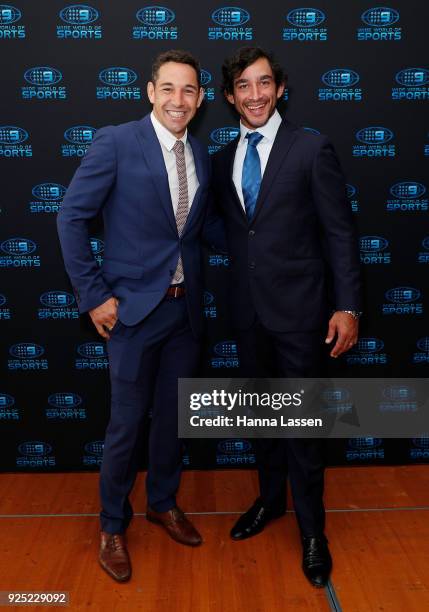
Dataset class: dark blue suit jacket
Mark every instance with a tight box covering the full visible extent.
[212,119,362,332]
[57,114,217,337]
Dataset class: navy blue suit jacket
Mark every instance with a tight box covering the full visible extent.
[212,119,362,332]
[57,114,217,337]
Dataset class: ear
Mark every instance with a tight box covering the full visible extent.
[196,86,204,108]
[276,83,285,100]
[147,81,155,104]
[225,91,235,106]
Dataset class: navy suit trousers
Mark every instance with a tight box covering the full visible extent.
[236,320,327,537]
[99,295,200,534]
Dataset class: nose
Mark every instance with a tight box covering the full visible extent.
[171,89,185,107]
[249,82,262,100]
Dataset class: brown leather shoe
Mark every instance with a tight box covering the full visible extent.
[146,506,202,546]
[99,531,131,582]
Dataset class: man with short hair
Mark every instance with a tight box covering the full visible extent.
[57,49,222,582]
[212,47,362,587]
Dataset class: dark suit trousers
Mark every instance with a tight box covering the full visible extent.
[99,295,200,534]
[236,320,326,537]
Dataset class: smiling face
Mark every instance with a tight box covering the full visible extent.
[147,61,204,138]
[225,57,285,130]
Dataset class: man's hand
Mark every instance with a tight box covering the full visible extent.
[325,311,359,358]
[89,297,118,340]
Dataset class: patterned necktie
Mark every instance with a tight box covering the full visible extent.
[172,139,189,282]
[241,131,264,221]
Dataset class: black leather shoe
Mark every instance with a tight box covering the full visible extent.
[230,498,285,540]
[302,535,332,587]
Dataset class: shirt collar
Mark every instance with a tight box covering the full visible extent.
[239,108,282,145]
[150,111,188,152]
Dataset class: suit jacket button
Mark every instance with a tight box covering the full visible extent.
[249,262,256,270]
[249,230,255,237]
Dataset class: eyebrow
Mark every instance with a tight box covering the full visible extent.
[158,81,198,91]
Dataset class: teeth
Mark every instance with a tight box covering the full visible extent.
[167,111,185,118]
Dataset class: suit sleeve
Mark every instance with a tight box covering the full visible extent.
[56,127,116,314]
[311,137,362,311]
[201,156,228,254]
[202,189,229,254]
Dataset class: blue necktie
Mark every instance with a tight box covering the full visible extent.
[242,131,264,221]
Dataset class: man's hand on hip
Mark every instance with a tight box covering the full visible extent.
[325,311,359,358]
[89,297,118,340]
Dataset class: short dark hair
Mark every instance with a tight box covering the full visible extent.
[221,47,286,95]
[151,49,201,85]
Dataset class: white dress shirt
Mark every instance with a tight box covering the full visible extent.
[150,111,199,283]
[150,111,199,215]
[232,109,282,210]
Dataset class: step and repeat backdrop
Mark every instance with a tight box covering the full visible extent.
[1,1,428,471]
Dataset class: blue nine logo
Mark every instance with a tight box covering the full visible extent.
[0,237,40,267]
[209,126,240,154]
[209,7,252,41]
[417,237,429,264]
[133,6,177,39]
[38,290,78,320]
[0,4,25,38]
[382,287,423,315]
[211,340,239,368]
[75,342,109,370]
[346,437,384,461]
[1,237,36,255]
[64,126,96,144]
[97,67,141,100]
[30,183,67,213]
[346,338,387,366]
[17,441,55,467]
[0,293,11,320]
[47,392,86,420]
[392,68,429,100]
[63,125,96,157]
[48,392,82,407]
[360,236,391,265]
[0,126,31,157]
[358,7,401,41]
[0,126,28,144]
[216,438,255,465]
[0,4,21,23]
[99,67,137,86]
[379,385,417,414]
[413,337,429,364]
[387,181,428,212]
[32,184,66,201]
[283,8,327,41]
[59,4,99,24]
[0,393,18,421]
[200,69,215,101]
[322,388,353,414]
[58,5,102,39]
[83,440,104,465]
[8,343,48,371]
[353,126,395,158]
[22,67,66,100]
[319,69,361,101]
[136,6,175,25]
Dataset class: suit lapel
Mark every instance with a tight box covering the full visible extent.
[134,115,178,234]
[224,137,248,221]
[184,133,206,232]
[250,120,298,225]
